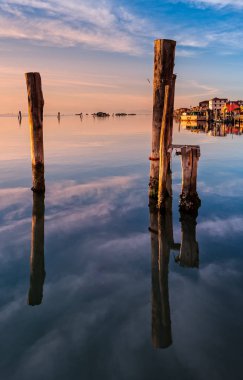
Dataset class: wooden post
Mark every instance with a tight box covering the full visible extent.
[179,146,201,213]
[168,74,177,149]
[166,73,177,196]
[28,192,46,306]
[176,212,199,268]
[149,39,176,202]
[18,110,22,126]
[158,85,170,209]
[25,72,45,193]
[150,194,173,349]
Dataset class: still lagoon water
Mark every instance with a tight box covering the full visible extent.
[0,115,243,380]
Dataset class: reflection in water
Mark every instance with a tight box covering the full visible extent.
[176,212,199,268]
[180,119,243,137]
[149,195,200,348]
[28,192,46,306]
[150,198,173,349]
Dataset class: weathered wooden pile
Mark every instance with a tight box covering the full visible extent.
[148,39,201,350]
[149,39,201,214]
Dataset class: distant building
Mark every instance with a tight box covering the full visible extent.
[199,100,209,110]
[209,97,228,112]
[191,106,200,112]
[174,107,190,116]
[232,100,243,106]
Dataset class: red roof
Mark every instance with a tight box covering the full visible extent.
[225,102,240,112]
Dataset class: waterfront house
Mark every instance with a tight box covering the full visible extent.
[209,97,228,112]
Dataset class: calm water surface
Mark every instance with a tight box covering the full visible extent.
[0,115,243,380]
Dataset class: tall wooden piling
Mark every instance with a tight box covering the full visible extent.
[28,192,46,306]
[179,146,201,213]
[25,72,45,193]
[149,39,176,202]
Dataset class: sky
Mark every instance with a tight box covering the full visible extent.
[1,0,243,114]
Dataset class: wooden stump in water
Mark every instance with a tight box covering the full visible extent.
[149,39,176,202]
[179,146,201,213]
[25,72,45,193]
[28,192,46,306]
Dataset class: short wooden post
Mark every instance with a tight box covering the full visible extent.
[149,39,176,201]
[18,110,22,125]
[25,72,45,193]
[176,212,199,268]
[179,146,201,213]
[28,192,46,306]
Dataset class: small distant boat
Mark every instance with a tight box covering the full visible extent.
[75,112,83,116]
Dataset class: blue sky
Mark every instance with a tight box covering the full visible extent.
[1,0,243,113]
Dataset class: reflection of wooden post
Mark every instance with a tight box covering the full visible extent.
[28,193,45,306]
[179,146,201,213]
[157,201,172,348]
[150,205,160,347]
[150,194,173,349]
[25,72,45,193]
[176,212,199,268]
[149,39,176,201]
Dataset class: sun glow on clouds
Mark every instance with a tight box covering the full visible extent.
[1,0,243,112]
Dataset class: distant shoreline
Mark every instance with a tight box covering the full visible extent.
[0,113,152,117]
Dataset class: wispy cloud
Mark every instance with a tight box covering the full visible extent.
[1,0,243,56]
[198,216,243,236]
[182,0,243,9]
[0,0,150,54]
[176,49,197,57]
[176,80,219,101]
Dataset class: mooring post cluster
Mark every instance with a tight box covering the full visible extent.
[149,39,201,213]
